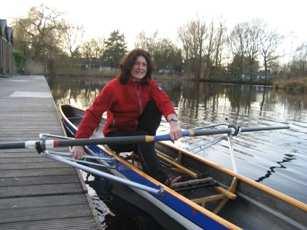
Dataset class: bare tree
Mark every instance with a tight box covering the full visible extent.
[228,21,261,78]
[80,38,104,59]
[287,43,307,76]
[134,31,158,53]
[203,21,227,79]
[246,23,261,76]
[61,24,84,58]
[214,22,226,68]
[178,19,206,80]
[203,22,214,79]
[259,26,281,80]
[135,32,182,73]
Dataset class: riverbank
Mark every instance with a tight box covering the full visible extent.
[52,70,183,81]
[273,77,307,93]
[48,71,307,92]
[49,72,269,85]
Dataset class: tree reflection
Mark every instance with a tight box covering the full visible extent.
[224,84,255,123]
[272,91,307,121]
[174,81,307,126]
[178,81,200,122]
[48,76,109,109]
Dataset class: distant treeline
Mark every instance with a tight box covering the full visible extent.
[11,5,307,86]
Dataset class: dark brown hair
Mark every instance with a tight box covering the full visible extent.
[118,49,154,84]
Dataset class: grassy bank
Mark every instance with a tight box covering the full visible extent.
[52,67,183,80]
[273,77,307,93]
[53,67,118,78]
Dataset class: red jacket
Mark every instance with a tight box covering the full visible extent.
[75,78,175,138]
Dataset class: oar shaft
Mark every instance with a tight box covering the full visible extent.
[240,125,289,133]
[184,125,289,137]
[46,153,161,194]
[154,129,235,142]
[0,142,26,149]
[186,128,233,136]
[54,136,147,147]
[0,137,148,150]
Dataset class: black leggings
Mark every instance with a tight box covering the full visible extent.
[107,101,167,182]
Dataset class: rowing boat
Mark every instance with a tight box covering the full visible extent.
[59,104,307,230]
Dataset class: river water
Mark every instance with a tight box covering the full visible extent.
[48,75,307,204]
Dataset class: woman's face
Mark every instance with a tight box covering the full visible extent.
[130,55,147,80]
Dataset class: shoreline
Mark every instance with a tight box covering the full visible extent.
[41,73,307,92]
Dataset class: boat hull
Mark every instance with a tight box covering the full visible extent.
[59,104,307,230]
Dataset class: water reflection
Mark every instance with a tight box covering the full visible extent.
[48,76,108,108]
[256,154,296,182]
[48,76,307,202]
[171,81,307,126]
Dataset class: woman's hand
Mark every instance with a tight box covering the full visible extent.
[169,121,182,141]
[71,146,85,159]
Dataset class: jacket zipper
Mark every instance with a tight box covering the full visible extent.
[136,84,143,115]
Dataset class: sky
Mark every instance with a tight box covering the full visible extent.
[1,0,307,59]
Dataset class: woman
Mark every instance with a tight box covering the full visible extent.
[72,49,181,183]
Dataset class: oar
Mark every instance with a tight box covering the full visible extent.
[0,125,289,151]
[45,152,162,194]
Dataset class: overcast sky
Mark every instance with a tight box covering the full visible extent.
[1,0,307,57]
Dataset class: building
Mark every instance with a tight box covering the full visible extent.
[0,19,14,75]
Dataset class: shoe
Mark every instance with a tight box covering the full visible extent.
[165,175,182,187]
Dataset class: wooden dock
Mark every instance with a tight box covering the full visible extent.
[0,75,100,229]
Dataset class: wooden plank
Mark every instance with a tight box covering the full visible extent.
[192,194,225,204]
[0,168,76,178]
[0,156,55,164]
[0,194,88,210]
[157,151,198,178]
[0,115,59,120]
[172,177,213,188]
[0,122,60,126]
[0,175,79,187]
[0,112,58,117]
[0,204,92,223]
[0,217,98,230]
[0,152,45,158]
[214,186,237,200]
[0,131,62,137]
[0,183,84,198]
[0,149,68,157]
[0,161,69,170]
[0,130,62,136]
